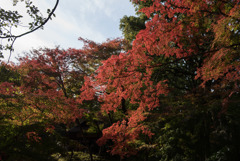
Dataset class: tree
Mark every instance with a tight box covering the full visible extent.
[0,0,59,60]
[79,0,240,159]
[120,15,146,43]
[0,37,128,160]
[0,62,68,161]
[1,0,239,160]
[119,0,152,43]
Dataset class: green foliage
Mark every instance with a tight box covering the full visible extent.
[120,15,147,42]
[0,123,67,161]
[119,0,154,43]
[55,151,109,161]
[0,63,20,84]
[0,63,68,161]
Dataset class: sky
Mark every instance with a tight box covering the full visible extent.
[1,0,136,62]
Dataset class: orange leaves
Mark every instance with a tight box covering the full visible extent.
[0,82,16,96]
[26,131,41,142]
[11,38,128,127]
[78,33,168,158]
[2,0,236,158]
[97,121,134,157]
[77,76,96,104]
[45,124,55,133]
[81,0,240,157]
[196,47,240,90]
[97,118,153,158]
[1,48,89,129]
[194,2,240,89]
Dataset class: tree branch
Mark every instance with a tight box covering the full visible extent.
[0,0,59,39]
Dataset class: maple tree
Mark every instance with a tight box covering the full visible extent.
[0,62,68,161]
[0,37,127,160]
[79,0,240,159]
[0,0,240,160]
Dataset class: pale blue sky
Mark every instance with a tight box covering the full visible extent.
[1,0,136,62]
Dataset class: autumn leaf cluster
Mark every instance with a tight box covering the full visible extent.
[0,0,240,160]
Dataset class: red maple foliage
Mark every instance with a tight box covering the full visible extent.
[79,0,240,157]
[0,37,128,145]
